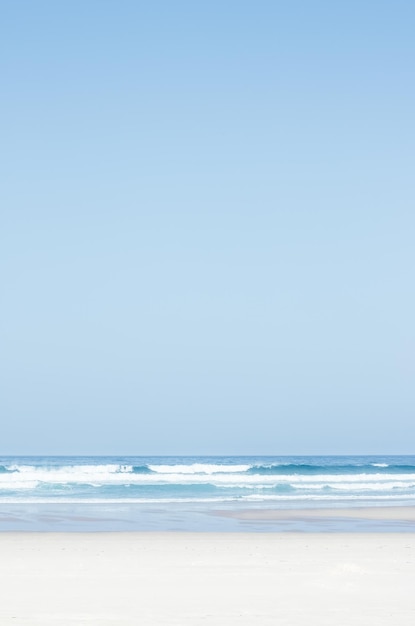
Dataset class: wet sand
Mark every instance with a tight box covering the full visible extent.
[214,504,415,522]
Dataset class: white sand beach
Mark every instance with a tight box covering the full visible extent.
[1,531,415,625]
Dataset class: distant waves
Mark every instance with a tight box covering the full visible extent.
[1,456,415,505]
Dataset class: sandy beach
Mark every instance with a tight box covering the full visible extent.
[214,505,415,523]
[1,531,414,625]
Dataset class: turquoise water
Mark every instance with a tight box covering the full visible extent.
[1,455,415,531]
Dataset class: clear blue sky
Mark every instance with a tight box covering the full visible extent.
[1,1,414,455]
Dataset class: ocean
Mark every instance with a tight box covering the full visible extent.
[1,455,415,531]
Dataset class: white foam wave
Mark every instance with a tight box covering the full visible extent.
[296,482,414,491]
[2,470,415,490]
[240,493,415,502]
[147,464,251,474]
[6,464,134,475]
[0,480,40,490]
[1,494,415,504]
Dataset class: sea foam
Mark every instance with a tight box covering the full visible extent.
[1,456,415,505]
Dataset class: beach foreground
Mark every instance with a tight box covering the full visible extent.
[1,533,414,625]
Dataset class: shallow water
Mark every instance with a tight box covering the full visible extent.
[1,455,415,531]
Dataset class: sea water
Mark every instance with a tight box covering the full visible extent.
[1,455,414,531]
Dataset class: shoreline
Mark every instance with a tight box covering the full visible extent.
[1,532,415,624]
[213,504,415,521]
[1,502,415,532]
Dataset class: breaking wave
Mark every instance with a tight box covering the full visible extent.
[1,456,415,504]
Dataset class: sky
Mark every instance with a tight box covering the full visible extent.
[1,0,414,455]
